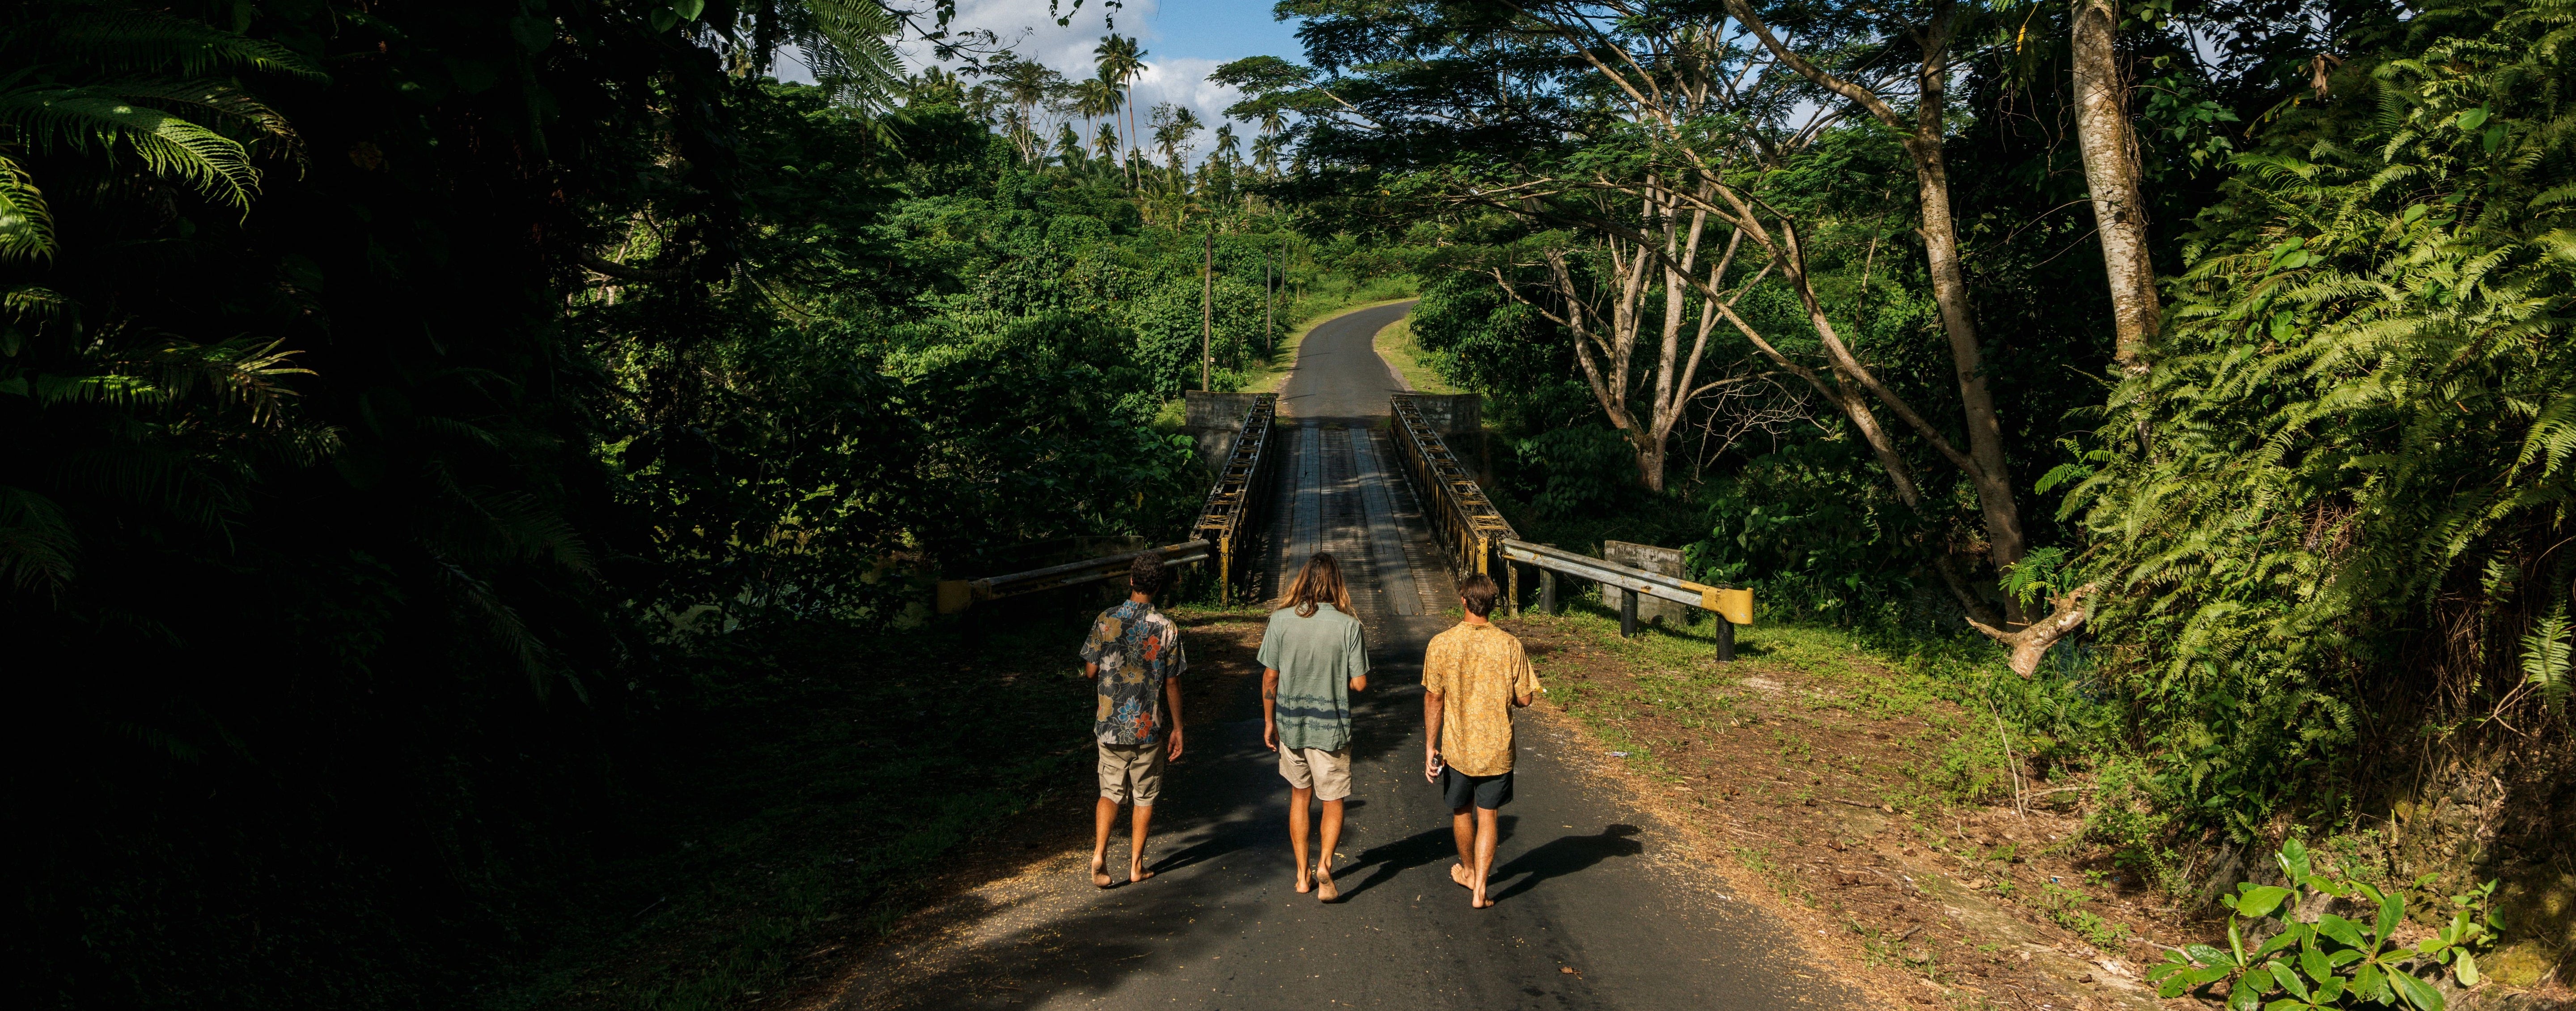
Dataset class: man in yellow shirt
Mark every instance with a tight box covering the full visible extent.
[1420,573,1539,909]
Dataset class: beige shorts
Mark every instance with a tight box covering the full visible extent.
[1277,746,1353,801]
[1098,741,1167,806]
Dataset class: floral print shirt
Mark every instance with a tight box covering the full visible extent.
[1422,622,1541,776]
[1080,599,1187,746]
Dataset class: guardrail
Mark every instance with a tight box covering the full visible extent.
[935,539,1213,614]
[1500,539,1754,661]
[1189,393,1278,603]
[936,393,1277,613]
[1388,394,1520,607]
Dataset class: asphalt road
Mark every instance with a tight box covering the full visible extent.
[829,303,1856,1011]
[1278,299,1419,421]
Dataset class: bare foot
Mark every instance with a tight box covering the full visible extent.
[1449,863,1474,889]
[1471,881,1492,909]
[1315,863,1339,902]
[1129,866,1154,884]
[1294,868,1312,893]
[1090,857,1114,889]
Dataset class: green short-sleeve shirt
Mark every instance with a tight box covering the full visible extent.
[1256,603,1369,752]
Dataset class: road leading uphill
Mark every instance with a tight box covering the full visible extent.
[813,302,1860,1011]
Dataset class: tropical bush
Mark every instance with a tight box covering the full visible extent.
[2149,841,2499,1011]
[2072,0,2576,837]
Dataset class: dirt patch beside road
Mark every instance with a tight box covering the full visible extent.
[1499,609,2182,1011]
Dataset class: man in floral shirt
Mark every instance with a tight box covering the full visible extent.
[1080,550,1187,888]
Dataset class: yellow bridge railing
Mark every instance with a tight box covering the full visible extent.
[1190,393,1278,603]
[1387,394,1521,612]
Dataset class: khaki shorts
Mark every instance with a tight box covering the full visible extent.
[1277,746,1353,801]
[1098,741,1167,806]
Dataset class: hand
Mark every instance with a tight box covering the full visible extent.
[1166,727,1184,761]
[1262,720,1278,752]
[1425,750,1442,783]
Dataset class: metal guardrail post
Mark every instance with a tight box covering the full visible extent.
[1499,539,1754,661]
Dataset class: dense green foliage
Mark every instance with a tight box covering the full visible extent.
[2072,0,2576,835]
[1250,0,2575,868]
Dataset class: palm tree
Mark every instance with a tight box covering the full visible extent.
[1091,34,1147,188]
[1155,105,1202,183]
[1252,133,1284,179]
[1069,75,1116,157]
[1212,123,1239,166]
[1054,123,1085,169]
[1093,122,1120,169]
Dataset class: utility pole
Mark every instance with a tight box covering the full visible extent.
[1201,229,1215,391]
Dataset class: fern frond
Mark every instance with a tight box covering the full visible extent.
[0,485,76,591]
[110,79,305,167]
[2521,608,2572,708]
[0,154,52,262]
[0,86,258,207]
[51,11,328,81]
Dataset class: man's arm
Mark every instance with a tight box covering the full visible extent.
[1085,662,1099,679]
[1422,689,1445,781]
[1162,674,1185,760]
[1260,667,1280,751]
[1347,623,1368,693]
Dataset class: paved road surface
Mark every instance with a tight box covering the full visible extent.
[827,303,1856,1011]
[1278,300,1418,421]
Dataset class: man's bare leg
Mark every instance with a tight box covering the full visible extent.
[1127,803,1156,883]
[1449,807,1476,889]
[1288,786,1314,892]
[1314,798,1345,901]
[1470,807,1500,909]
[1090,797,1118,888]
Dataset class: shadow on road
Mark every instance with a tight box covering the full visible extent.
[1489,823,1644,901]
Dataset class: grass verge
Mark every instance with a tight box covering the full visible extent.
[1242,287,1421,395]
[1497,596,2184,1009]
[1372,316,1468,395]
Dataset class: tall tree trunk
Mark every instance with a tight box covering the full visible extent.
[1902,32,2027,595]
[2071,0,2159,378]
[1724,0,2032,620]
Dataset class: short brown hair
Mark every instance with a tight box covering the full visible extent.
[1127,549,1168,596]
[1274,552,1351,618]
[1459,573,1500,617]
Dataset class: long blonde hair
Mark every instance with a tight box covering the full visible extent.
[1275,552,1352,618]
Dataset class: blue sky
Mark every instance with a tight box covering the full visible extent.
[902,0,1309,155]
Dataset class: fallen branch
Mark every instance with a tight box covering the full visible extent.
[1966,582,2099,677]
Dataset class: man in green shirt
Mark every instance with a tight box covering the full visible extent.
[1258,552,1369,902]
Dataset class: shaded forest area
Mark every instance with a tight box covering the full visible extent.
[12,0,2576,1007]
[0,2,1401,1005]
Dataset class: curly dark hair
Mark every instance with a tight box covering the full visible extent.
[1127,549,1169,596]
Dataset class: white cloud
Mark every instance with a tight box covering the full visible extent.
[901,0,1254,162]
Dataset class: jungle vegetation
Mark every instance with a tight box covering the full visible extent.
[1223,0,2576,890]
[11,0,2576,1005]
[1,0,1400,1004]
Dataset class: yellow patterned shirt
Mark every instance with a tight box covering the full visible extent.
[1421,622,1540,776]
